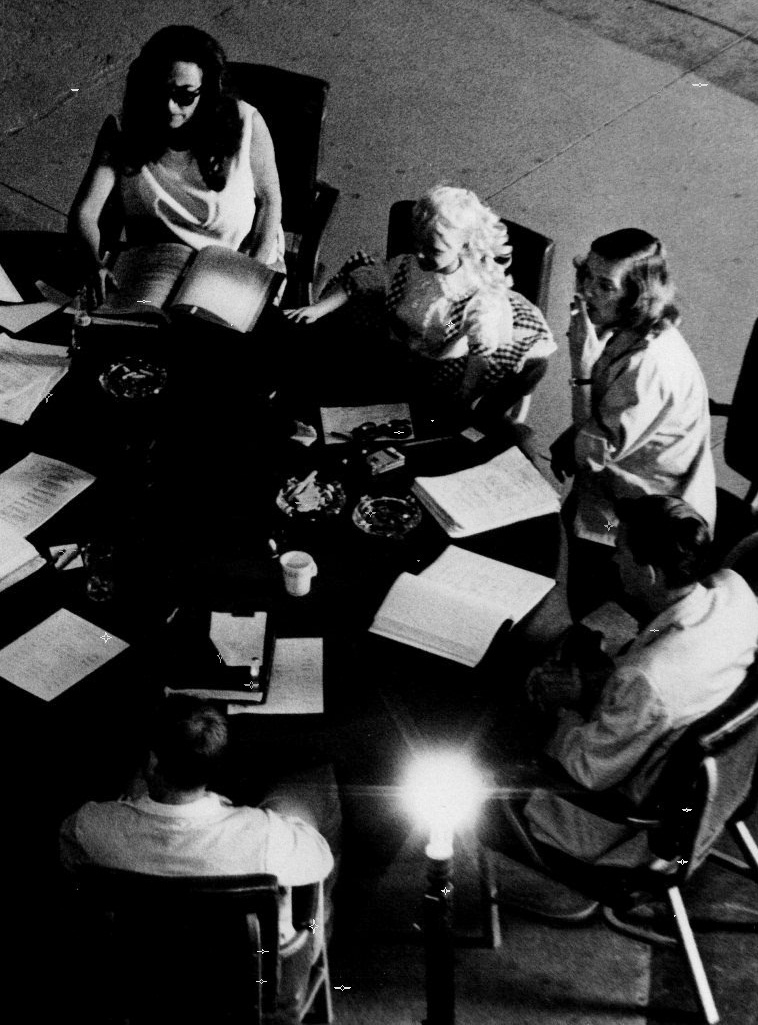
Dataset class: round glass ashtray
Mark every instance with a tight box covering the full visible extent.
[276,476,346,520]
[352,494,423,539]
[99,358,168,401]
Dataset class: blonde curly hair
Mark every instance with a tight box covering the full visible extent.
[411,186,513,287]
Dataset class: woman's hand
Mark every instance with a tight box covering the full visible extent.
[568,294,605,378]
[282,305,324,325]
[550,425,578,483]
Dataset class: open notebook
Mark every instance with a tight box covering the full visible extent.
[370,545,555,667]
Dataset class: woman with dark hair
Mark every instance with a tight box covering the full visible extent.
[550,229,716,616]
[69,25,283,300]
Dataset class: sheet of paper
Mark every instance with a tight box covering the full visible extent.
[0,453,95,536]
[422,546,555,623]
[0,609,128,701]
[0,260,23,303]
[228,637,323,715]
[320,402,413,445]
[210,612,267,667]
[0,298,70,334]
[0,519,43,577]
[0,333,70,425]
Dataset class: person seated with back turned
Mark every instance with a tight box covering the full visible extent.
[480,496,758,921]
[282,185,555,426]
[59,697,339,1022]
[69,24,284,303]
[550,230,716,619]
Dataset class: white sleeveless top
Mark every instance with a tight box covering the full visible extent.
[119,100,284,263]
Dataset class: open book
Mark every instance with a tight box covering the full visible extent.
[370,545,555,667]
[412,446,560,538]
[93,243,283,333]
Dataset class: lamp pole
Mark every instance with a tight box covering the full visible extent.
[422,830,455,1025]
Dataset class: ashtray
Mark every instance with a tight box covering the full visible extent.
[99,358,168,401]
[352,494,422,539]
[276,475,346,520]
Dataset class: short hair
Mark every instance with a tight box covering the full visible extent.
[150,698,228,789]
[579,228,679,336]
[618,496,712,588]
[120,25,242,190]
[411,186,513,287]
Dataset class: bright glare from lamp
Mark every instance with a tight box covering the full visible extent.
[402,752,485,859]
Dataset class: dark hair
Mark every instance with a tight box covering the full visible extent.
[618,495,712,588]
[150,698,228,789]
[119,25,241,190]
[579,228,679,336]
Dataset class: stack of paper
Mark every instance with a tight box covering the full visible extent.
[370,546,555,667]
[0,334,70,424]
[412,447,560,537]
[0,521,46,593]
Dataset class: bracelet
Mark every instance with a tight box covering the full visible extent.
[570,376,592,387]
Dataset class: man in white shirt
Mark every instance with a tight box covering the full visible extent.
[60,698,338,1021]
[481,496,758,920]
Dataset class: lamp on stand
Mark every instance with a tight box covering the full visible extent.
[403,751,485,1025]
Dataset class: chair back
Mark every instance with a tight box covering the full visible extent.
[385,199,555,314]
[227,62,329,232]
[74,868,282,1023]
[723,315,758,488]
[641,664,758,875]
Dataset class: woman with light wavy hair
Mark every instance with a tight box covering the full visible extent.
[284,185,554,422]
[550,228,716,616]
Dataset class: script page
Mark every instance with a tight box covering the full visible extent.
[422,546,555,623]
[171,246,279,332]
[228,637,323,715]
[370,572,505,667]
[103,243,192,313]
[0,453,95,536]
[0,260,23,303]
[0,609,128,702]
[0,334,69,425]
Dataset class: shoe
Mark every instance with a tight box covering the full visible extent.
[487,850,599,925]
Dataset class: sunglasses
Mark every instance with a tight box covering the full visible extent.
[166,85,202,107]
[352,419,413,442]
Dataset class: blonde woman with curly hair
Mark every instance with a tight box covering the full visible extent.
[283,185,554,421]
[550,228,716,617]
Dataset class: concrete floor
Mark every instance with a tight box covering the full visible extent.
[3,0,758,1022]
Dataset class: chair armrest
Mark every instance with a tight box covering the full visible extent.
[286,182,340,306]
[709,398,732,418]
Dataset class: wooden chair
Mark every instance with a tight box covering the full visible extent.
[227,62,340,308]
[385,199,554,423]
[480,665,758,1024]
[71,868,333,1024]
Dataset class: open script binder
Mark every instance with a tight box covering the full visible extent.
[93,243,283,333]
[412,446,560,538]
[370,545,555,667]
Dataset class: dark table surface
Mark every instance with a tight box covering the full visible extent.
[0,239,576,877]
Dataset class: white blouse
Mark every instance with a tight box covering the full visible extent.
[119,100,284,262]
